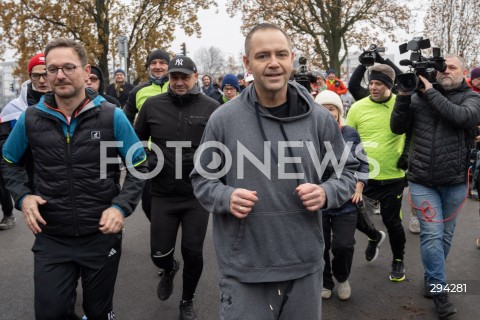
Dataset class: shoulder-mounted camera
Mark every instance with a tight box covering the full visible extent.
[359,44,385,66]
[396,37,446,91]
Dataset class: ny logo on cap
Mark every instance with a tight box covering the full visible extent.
[175,58,184,66]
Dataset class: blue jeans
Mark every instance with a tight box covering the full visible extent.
[408,182,467,286]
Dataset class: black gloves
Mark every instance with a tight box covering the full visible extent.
[397,154,408,170]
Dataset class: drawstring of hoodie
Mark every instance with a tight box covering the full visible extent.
[254,102,304,187]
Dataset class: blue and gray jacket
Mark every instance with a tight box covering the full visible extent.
[2,90,147,236]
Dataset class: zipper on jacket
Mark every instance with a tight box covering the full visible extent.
[65,127,79,236]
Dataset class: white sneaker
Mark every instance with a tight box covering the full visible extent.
[321,287,332,299]
[409,215,420,234]
[337,280,351,300]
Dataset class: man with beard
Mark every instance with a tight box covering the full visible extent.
[391,54,480,318]
[2,38,147,319]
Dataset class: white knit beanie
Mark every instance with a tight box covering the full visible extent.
[315,90,344,120]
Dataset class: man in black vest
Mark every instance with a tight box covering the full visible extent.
[2,37,147,320]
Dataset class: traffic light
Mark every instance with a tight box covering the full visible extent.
[9,83,14,92]
[180,42,186,56]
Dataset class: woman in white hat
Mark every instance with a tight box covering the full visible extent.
[315,90,384,301]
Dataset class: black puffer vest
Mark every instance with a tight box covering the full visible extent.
[25,98,120,236]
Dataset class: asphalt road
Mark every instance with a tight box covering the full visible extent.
[1,190,479,320]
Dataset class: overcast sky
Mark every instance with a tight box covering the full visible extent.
[169,2,245,59]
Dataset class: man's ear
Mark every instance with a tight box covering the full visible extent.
[243,54,251,74]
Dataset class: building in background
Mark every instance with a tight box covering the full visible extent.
[0,61,18,109]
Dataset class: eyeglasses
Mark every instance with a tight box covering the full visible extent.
[30,72,48,81]
[89,75,99,82]
[223,87,237,92]
[46,64,81,77]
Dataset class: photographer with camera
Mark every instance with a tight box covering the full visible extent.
[391,54,480,319]
[349,45,403,101]
[345,64,407,283]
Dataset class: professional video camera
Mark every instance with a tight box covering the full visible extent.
[396,37,446,91]
[359,44,385,66]
[294,57,312,92]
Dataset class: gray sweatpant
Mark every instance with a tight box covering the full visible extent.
[219,268,322,320]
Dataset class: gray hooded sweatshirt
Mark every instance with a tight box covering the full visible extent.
[190,81,358,283]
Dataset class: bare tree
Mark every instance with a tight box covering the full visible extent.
[423,0,480,68]
[194,46,226,76]
[226,0,410,75]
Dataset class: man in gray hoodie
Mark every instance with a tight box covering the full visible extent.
[190,23,358,319]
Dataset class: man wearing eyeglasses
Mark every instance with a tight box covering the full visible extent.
[1,38,147,320]
[218,73,240,105]
[86,65,121,106]
[0,53,51,231]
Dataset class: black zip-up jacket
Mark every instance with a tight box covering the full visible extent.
[2,90,147,236]
[135,87,219,196]
[390,81,480,186]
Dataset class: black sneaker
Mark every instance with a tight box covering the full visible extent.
[424,276,433,299]
[389,259,405,282]
[179,299,198,320]
[433,293,457,318]
[365,230,386,262]
[157,259,180,301]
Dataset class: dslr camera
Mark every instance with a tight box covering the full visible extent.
[396,37,446,91]
[294,56,312,92]
[359,44,385,66]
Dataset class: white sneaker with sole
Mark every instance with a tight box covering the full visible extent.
[321,288,332,299]
[409,215,420,234]
[337,280,351,300]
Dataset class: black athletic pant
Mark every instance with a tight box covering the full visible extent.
[141,179,151,221]
[33,232,122,320]
[363,179,406,261]
[322,210,357,290]
[356,198,379,240]
[150,195,209,301]
[0,173,13,218]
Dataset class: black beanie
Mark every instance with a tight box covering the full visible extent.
[89,65,105,93]
[145,49,170,69]
[368,70,394,89]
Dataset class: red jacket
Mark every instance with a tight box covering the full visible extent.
[326,77,348,95]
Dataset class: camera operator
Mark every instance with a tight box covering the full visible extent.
[390,54,480,319]
[349,49,403,101]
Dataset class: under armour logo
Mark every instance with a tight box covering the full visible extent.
[175,58,184,66]
[91,131,101,139]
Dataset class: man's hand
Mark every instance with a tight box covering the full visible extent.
[418,75,433,93]
[21,195,47,234]
[99,207,125,234]
[296,183,326,212]
[351,181,364,204]
[229,188,258,219]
